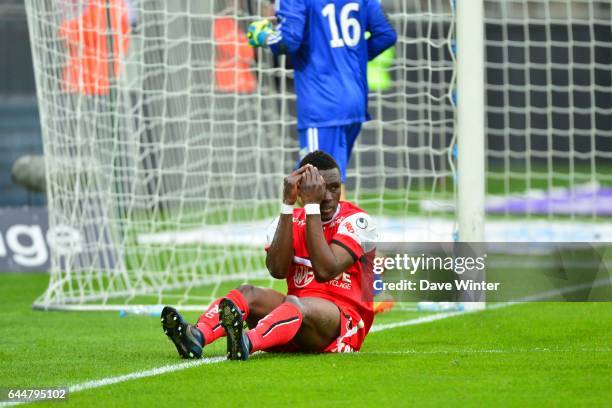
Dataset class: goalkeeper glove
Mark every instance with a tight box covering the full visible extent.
[246,19,275,47]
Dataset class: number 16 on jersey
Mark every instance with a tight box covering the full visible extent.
[322,2,362,48]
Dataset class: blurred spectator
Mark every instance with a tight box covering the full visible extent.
[58,0,131,95]
[213,8,257,94]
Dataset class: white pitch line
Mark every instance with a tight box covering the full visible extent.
[3,277,611,406]
[369,310,467,333]
[0,309,477,407]
[68,356,226,393]
[0,357,225,407]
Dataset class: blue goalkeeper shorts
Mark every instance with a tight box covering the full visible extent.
[297,123,362,183]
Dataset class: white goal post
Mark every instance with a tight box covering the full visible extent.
[456,0,485,243]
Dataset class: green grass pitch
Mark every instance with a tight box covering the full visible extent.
[1,273,611,407]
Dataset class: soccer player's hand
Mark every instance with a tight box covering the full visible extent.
[299,166,326,204]
[246,19,274,47]
[283,165,310,205]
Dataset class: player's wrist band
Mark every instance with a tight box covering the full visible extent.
[304,203,320,215]
[281,203,294,215]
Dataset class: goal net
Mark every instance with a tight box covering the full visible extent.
[422,0,611,242]
[26,0,456,310]
[481,0,612,241]
[25,0,610,311]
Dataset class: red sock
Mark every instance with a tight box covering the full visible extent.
[247,302,303,352]
[196,289,250,345]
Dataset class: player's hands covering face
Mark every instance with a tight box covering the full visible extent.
[283,165,310,205]
[299,166,326,204]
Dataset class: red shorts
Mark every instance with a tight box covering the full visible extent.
[322,306,367,353]
[264,303,367,354]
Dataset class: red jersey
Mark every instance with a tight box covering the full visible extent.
[265,201,377,335]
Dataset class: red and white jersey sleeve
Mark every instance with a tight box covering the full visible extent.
[331,212,378,262]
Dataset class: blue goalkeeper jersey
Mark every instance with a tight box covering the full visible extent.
[267,0,396,130]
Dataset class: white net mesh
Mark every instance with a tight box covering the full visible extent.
[482,0,612,241]
[26,0,457,310]
[420,1,612,242]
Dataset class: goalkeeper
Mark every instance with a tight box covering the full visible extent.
[247,0,396,197]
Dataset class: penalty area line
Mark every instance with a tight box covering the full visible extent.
[369,309,467,333]
[368,300,515,335]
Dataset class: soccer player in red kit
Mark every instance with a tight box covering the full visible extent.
[161,150,377,360]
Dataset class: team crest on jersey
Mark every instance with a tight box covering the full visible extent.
[293,266,315,288]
